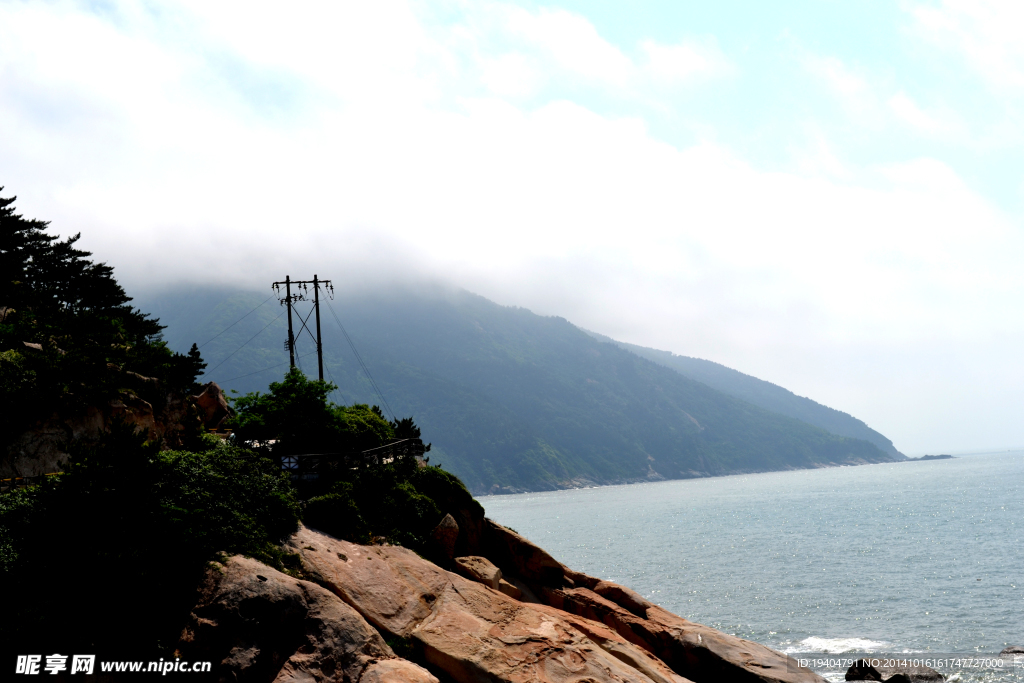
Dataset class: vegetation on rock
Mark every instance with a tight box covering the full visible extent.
[230,367,396,456]
[0,190,206,454]
[230,368,479,552]
[0,193,467,657]
[0,422,301,654]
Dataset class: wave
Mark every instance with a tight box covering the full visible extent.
[785,636,889,654]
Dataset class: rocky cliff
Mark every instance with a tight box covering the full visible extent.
[180,520,824,683]
[1,380,229,479]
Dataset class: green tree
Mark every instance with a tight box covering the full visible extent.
[0,421,300,655]
[0,190,207,452]
[231,367,394,455]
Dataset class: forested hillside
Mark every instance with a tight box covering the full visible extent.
[586,332,903,458]
[141,285,902,494]
[0,194,482,655]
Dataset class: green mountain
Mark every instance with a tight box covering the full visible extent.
[140,285,902,494]
[585,331,903,458]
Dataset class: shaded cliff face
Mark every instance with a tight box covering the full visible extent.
[1,381,228,479]
[181,523,825,683]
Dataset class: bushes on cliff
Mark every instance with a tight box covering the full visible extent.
[231,367,478,552]
[304,454,482,551]
[231,367,395,455]
[305,470,444,549]
[0,421,300,655]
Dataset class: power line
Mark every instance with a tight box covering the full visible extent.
[213,351,317,385]
[324,298,395,421]
[197,295,275,349]
[324,363,346,405]
[202,310,285,378]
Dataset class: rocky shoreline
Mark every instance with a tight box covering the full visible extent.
[483,458,911,496]
[180,518,824,683]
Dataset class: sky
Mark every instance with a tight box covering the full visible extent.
[2,0,1024,454]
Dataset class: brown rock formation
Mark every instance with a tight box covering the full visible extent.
[497,578,522,600]
[180,504,824,683]
[530,602,692,683]
[480,518,566,586]
[192,382,230,430]
[454,555,502,589]
[178,555,437,682]
[288,526,697,683]
[474,518,822,683]
[1,381,231,478]
[430,513,459,561]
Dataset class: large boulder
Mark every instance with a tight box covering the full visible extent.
[530,602,690,683]
[454,556,502,589]
[178,555,437,682]
[430,513,459,561]
[288,526,696,683]
[481,518,568,587]
[191,382,230,430]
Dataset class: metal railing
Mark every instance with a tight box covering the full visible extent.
[276,438,426,480]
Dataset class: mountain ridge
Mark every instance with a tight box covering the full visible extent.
[140,285,903,494]
[584,330,903,458]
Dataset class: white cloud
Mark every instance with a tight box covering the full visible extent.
[641,37,732,83]
[499,6,632,86]
[888,91,959,135]
[788,126,851,178]
[909,0,1024,90]
[479,52,541,97]
[435,3,732,98]
[1,0,1023,453]
[802,54,873,108]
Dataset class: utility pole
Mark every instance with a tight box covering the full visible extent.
[272,275,333,379]
[284,275,295,368]
[313,274,324,381]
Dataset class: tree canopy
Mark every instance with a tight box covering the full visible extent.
[230,368,396,456]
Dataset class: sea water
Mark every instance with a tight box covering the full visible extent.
[478,451,1024,681]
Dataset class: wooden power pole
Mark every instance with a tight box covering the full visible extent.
[272,275,333,380]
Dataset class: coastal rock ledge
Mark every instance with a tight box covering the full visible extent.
[180,522,824,683]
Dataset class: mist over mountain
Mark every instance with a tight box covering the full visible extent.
[584,331,903,458]
[140,285,902,494]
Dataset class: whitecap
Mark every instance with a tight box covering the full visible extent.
[787,636,889,654]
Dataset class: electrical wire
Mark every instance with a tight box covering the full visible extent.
[202,310,285,377]
[197,294,275,349]
[324,298,395,421]
[324,363,346,405]
[213,351,317,384]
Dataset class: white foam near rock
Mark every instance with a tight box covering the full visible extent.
[789,636,888,654]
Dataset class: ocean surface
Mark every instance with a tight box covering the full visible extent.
[478,450,1024,682]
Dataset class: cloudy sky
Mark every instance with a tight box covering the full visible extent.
[2,0,1023,454]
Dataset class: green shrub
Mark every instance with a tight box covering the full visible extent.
[305,483,368,543]
[230,368,395,456]
[411,465,483,520]
[0,422,299,656]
